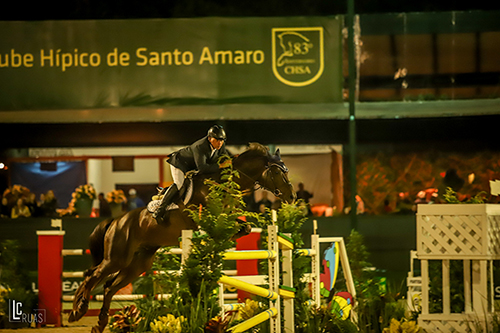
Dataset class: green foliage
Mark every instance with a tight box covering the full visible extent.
[134,297,170,332]
[0,240,37,329]
[181,156,263,298]
[345,230,371,284]
[343,231,411,333]
[443,187,487,204]
[301,306,359,333]
[428,260,464,314]
[443,187,461,204]
[133,247,182,331]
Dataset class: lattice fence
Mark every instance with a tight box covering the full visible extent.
[416,204,500,332]
[419,317,472,332]
[417,204,500,259]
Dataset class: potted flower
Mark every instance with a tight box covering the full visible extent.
[71,184,97,217]
[106,189,127,218]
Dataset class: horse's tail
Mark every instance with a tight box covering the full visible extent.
[87,218,114,268]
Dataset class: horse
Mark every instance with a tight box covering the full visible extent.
[68,143,295,333]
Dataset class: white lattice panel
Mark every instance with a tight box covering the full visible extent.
[417,204,500,259]
[487,215,500,254]
[419,317,470,332]
[419,314,491,333]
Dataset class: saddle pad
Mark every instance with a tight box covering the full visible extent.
[147,179,193,214]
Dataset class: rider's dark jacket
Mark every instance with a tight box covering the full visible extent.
[167,136,229,174]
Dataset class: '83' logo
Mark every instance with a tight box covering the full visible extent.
[272,27,324,87]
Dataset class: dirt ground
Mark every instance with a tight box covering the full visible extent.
[0,315,109,333]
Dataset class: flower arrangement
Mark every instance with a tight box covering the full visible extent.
[387,318,421,333]
[73,184,97,201]
[2,185,31,207]
[110,304,143,333]
[60,184,96,217]
[107,189,127,204]
[150,314,185,333]
[2,184,30,199]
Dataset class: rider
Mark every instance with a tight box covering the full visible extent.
[153,124,230,222]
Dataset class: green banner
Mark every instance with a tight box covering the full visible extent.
[0,17,342,111]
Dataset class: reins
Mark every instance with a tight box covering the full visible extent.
[234,162,288,196]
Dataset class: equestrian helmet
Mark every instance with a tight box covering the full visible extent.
[207,125,227,141]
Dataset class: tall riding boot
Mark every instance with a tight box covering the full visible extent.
[153,184,179,222]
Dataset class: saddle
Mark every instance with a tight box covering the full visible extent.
[147,172,196,214]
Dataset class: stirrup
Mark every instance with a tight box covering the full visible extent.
[153,184,179,219]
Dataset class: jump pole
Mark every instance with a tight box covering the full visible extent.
[216,224,281,333]
[37,230,65,327]
[223,250,277,260]
[228,307,278,333]
[281,232,294,333]
[267,224,281,333]
[310,233,321,305]
[218,276,278,300]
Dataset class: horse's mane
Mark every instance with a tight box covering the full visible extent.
[237,142,270,159]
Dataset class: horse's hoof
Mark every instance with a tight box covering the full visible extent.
[91,325,103,333]
[69,297,89,323]
[68,309,85,323]
[68,311,76,323]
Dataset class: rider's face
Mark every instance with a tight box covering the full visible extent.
[209,137,224,150]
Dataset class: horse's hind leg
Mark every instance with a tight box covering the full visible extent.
[69,259,120,323]
[91,248,158,333]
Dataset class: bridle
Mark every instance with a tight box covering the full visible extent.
[237,161,291,197]
[261,163,292,197]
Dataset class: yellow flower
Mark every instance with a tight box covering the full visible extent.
[72,184,96,200]
[150,314,185,333]
[389,318,421,333]
[239,299,260,320]
[106,189,127,204]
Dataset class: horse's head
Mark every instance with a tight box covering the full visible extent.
[233,143,296,203]
[233,143,295,204]
[260,148,296,204]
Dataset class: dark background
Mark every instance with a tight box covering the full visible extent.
[2,0,500,20]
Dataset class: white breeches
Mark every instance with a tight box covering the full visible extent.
[170,164,185,188]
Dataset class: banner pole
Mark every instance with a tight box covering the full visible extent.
[347,0,358,230]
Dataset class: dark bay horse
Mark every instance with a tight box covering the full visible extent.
[68,143,295,333]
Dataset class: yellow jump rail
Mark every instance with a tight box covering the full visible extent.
[296,248,317,256]
[223,250,277,260]
[277,232,294,250]
[219,275,278,300]
[228,308,278,333]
